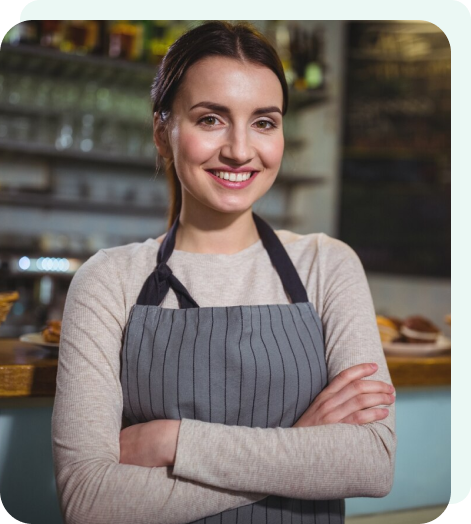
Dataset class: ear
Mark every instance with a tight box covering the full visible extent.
[153,112,172,159]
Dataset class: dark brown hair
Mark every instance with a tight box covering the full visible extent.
[151,21,289,228]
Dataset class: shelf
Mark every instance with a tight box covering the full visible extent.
[349,49,451,62]
[0,139,156,170]
[289,89,328,110]
[275,175,325,186]
[0,102,153,127]
[0,191,166,217]
[342,147,449,160]
[0,44,156,87]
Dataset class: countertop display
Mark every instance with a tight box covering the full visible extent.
[0,338,451,398]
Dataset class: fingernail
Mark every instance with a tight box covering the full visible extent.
[370,363,378,370]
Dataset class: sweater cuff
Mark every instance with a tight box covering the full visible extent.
[174,418,218,479]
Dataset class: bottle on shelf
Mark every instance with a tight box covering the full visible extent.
[289,24,325,91]
[107,21,144,61]
[264,21,295,88]
[304,28,325,90]
[144,20,172,64]
[60,21,100,55]
[39,20,64,49]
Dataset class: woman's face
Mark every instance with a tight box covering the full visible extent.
[156,56,285,216]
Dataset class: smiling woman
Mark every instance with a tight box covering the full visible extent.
[52,21,396,524]
[154,57,284,230]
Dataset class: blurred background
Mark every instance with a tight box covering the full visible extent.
[0,20,450,524]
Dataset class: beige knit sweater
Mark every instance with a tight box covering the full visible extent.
[52,229,396,524]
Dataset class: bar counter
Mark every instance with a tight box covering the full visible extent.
[0,338,451,398]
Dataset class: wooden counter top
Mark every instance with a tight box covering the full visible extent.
[0,338,58,397]
[0,338,451,398]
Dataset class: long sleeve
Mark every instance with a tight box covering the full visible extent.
[172,235,396,499]
[52,250,266,524]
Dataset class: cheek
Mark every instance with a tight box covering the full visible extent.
[175,130,217,166]
[261,136,284,168]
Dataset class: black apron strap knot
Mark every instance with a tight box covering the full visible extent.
[156,262,173,282]
[136,261,199,308]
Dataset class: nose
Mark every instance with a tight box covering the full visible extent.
[220,124,255,164]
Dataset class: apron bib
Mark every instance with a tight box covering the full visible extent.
[121,213,345,524]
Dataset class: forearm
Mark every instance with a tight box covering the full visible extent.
[173,413,396,499]
[55,459,266,524]
[53,382,266,524]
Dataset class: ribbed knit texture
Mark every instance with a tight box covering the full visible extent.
[52,230,396,524]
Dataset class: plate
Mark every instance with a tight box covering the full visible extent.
[383,335,451,357]
[19,333,59,349]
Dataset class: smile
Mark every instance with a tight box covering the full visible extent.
[209,170,254,182]
[206,169,259,189]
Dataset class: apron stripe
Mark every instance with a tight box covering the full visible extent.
[288,306,314,406]
[193,309,200,420]
[257,306,272,427]
[249,308,258,427]
[176,309,187,419]
[237,306,244,426]
[124,306,137,422]
[162,309,175,419]
[136,307,149,421]
[277,305,301,425]
[296,304,327,389]
[267,306,286,427]
[149,307,163,419]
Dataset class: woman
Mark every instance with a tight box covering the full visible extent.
[52,21,396,524]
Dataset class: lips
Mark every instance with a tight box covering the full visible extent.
[206,169,259,189]
[208,170,254,182]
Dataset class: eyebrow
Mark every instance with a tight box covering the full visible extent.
[189,101,282,116]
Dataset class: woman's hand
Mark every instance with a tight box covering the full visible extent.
[119,419,181,467]
[293,363,395,428]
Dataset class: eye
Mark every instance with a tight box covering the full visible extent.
[253,119,277,130]
[198,115,222,127]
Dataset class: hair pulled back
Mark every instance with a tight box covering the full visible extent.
[151,21,289,228]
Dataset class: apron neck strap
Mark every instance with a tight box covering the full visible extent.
[137,212,308,308]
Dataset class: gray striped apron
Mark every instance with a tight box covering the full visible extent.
[121,213,345,524]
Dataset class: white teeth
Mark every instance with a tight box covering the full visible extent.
[211,171,252,182]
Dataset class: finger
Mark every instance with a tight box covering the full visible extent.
[326,363,380,395]
[319,380,394,414]
[326,393,395,423]
[341,408,390,425]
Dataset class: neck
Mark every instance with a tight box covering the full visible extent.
[175,201,260,255]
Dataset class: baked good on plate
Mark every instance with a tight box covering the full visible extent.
[42,320,62,343]
[376,315,400,343]
[400,315,441,344]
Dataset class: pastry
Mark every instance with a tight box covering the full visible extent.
[42,320,62,343]
[0,291,19,324]
[400,315,441,344]
[376,315,400,343]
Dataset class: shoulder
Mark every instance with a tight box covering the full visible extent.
[72,239,158,291]
[276,229,362,270]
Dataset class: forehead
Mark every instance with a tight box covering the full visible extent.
[175,56,283,111]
